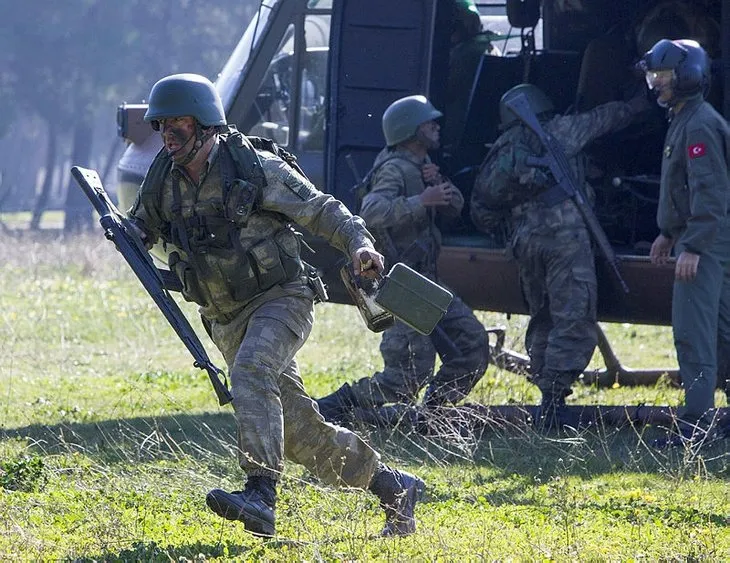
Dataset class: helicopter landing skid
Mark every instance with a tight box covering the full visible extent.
[486,325,680,389]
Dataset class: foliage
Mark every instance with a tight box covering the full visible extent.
[0,0,257,215]
[0,232,728,560]
[0,454,47,493]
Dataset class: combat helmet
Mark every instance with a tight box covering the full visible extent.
[452,0,482,39]
[499,83,554,128]
[144,73,227,129]
[639,39,710,100]
[382,95,443,146]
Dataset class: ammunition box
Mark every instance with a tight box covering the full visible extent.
[375,263,453,335]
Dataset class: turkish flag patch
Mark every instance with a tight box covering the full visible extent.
[688,143,706,159]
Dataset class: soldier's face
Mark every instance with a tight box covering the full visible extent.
[159,116,196,161]
[417,120,440,150]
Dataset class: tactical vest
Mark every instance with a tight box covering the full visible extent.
[138,127,307,309]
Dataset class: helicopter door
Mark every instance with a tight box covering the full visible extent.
[325,0,437,209]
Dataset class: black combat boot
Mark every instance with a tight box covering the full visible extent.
[316,383,357,426]
[534,387,572,432]
[367,463,425,536]
[206,476,277,537]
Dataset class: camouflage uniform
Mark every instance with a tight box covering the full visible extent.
[657,95,730,421]
[472,100,643,396]
[352,147,489,407]
[130,139,380,486]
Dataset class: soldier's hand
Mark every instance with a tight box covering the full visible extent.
[422,163,441,184]
[420,181,454,207]
[675,251,699,282]
[649,234,674,266]
[128,220,153,250]
[352,247,385,279]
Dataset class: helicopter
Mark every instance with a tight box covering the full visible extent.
[115,0,730,425]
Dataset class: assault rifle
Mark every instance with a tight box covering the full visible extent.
[504,94,630,293]
[71,166,233,406]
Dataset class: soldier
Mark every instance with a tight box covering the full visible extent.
[442,0,500,153]
[127,74,424,537]
[470,83,649,429]
[640,39,730,445]
[316,95,490,424]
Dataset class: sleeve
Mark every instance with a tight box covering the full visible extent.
[359,162,428,229]
[127,184,160,245]
[260,154,375,257]
[680,120,729,254]
[552,101,638,156]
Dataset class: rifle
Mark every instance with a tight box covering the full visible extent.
[504,94,630,293]
[71,166,233,406]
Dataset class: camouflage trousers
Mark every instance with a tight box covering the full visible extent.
[512,204,598,394]
[348,295,489,407]
[209,284,380,488]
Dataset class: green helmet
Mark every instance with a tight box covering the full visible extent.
[144,73,226,127]
[453,0,482,38]
[382,95,443,146]
[499,83,554,128]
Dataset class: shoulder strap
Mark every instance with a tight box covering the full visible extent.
[353,153,413,208]
[221,128,268,191]
[138,147,173,228]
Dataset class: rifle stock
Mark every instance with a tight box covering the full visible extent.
[71,166,233,406]
[505,94,629,293]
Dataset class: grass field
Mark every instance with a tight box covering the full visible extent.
[1,231,728,561]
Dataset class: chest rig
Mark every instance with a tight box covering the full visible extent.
[139,128,306,307]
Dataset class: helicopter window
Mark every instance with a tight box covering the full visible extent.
[247,25,296,147]
[297,17,330,151]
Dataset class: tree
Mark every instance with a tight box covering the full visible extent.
[0,0,257,228]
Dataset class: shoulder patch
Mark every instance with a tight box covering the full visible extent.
[283,170,315,200]
[688,143,706,159]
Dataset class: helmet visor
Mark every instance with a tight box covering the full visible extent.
[645,69,674,90]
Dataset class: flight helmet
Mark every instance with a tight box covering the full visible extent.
[639,39,710,101]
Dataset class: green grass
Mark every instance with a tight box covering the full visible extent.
[1,232,728,561]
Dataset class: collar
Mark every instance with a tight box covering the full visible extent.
[668,94,704,121]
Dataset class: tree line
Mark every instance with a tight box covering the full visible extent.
[0,0,257,231]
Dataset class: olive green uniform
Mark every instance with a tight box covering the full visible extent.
[657,95,730,420]
[130,135,380,486]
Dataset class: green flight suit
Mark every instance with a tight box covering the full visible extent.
[657,95,730,421]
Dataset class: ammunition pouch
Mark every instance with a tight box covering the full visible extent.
[169,251,208,306]
[247,227,302,292]
[170,226,304,306]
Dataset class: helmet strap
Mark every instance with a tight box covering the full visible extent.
[176,121,216,167]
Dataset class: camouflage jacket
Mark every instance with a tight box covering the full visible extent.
[359,147,463,273]
[130,135,375,321]
[658,95,730,254]
[471,100,643,235]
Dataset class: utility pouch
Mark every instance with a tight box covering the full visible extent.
[224,179,257,225]
[249,238,287,290]
[168,251,207,306]
[304,262,329,303]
